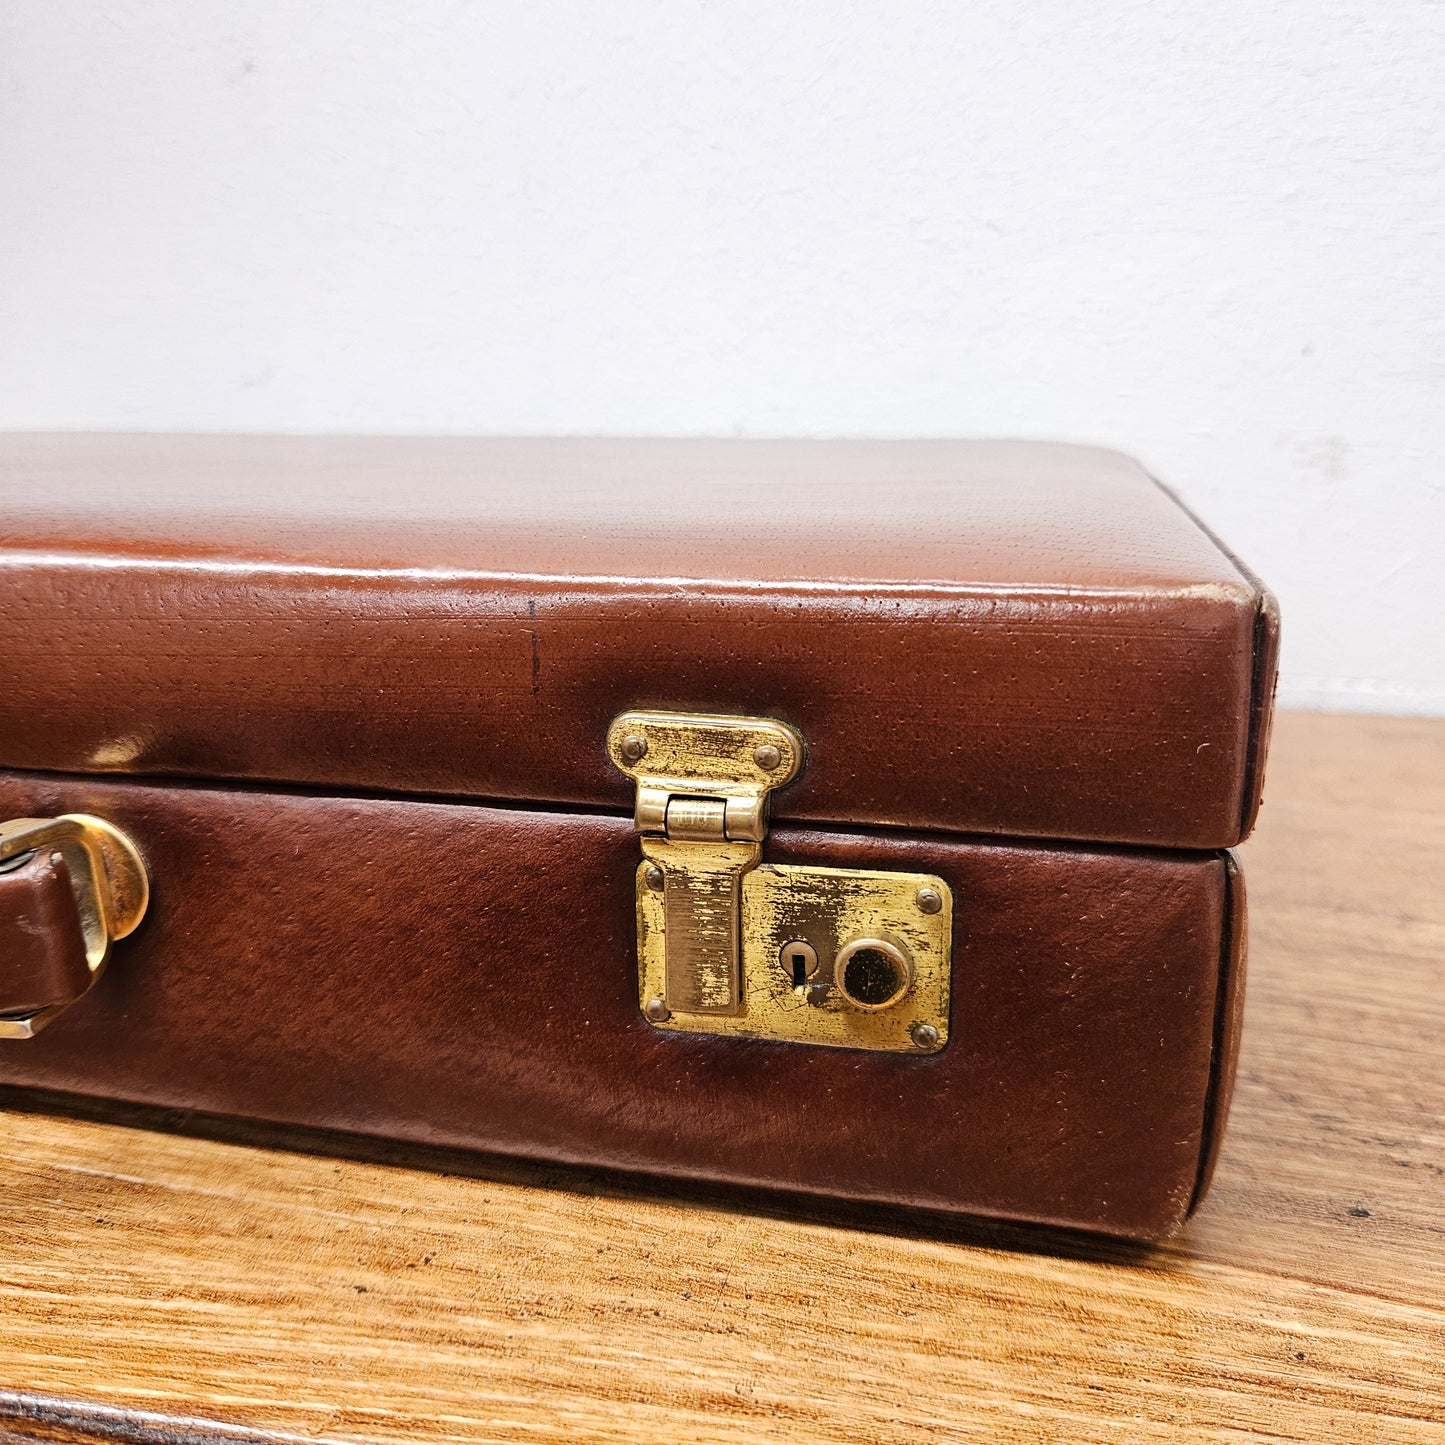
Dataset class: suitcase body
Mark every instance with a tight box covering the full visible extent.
[0,436,1277,1240]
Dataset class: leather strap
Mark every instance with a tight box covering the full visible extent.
[0,850,91,1016]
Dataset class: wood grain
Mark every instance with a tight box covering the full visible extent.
[0,710,1440,1443]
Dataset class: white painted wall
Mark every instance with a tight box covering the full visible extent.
[2,2,1441,713]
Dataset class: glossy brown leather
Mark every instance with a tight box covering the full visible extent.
[0,772,1244,1240]
[0,435,1277,850]
[1191,852,1249,1214]
[0,851,91,1017]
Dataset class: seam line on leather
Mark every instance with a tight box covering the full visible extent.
[0,764,1228,864]
[1186,850,1239,1221]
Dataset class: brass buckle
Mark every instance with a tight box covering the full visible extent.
[608,711,952,1054]
[0,814,149,1038]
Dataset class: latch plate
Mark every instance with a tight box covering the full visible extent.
[638,861,952,1052]
[608,710,952,1054]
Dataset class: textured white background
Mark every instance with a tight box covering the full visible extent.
[2,2,1442,712]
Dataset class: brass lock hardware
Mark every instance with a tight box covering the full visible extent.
[0,814,149,1039]
[608,711,952,1054]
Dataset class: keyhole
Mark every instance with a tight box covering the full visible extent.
[778,939,819,985]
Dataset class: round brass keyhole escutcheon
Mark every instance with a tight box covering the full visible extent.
[833,937,913,1012]
[778,939,819,986]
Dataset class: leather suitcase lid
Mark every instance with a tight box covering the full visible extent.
[0,434,1277,849]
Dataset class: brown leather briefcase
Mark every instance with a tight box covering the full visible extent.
[0,435,1277,1241]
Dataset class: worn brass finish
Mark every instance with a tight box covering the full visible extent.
[637,862,952,1053]
[646,834,756,1014]
[609,710,953,1054]
[0,814,149,1039]
[609,711,803,1016]
[607,710,803,844]
[834,937,915,1012]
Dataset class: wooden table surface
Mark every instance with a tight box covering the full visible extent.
[0,710,1441,1444]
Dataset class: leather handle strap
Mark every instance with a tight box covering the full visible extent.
[0,815,149,1038]
[0,850,94,1016]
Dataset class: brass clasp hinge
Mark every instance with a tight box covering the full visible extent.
[610,711,800,1016]
[608,711,952,1054]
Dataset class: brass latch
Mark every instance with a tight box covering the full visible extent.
[0,814,149,1039]
[608,711,952,1053]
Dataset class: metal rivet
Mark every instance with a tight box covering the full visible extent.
[910,1022,940,1050]
[644,864,665,891]
[916,887,943,915]
[644,996,671,1023]
[753,743,782,771]
[620,733,648,762]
